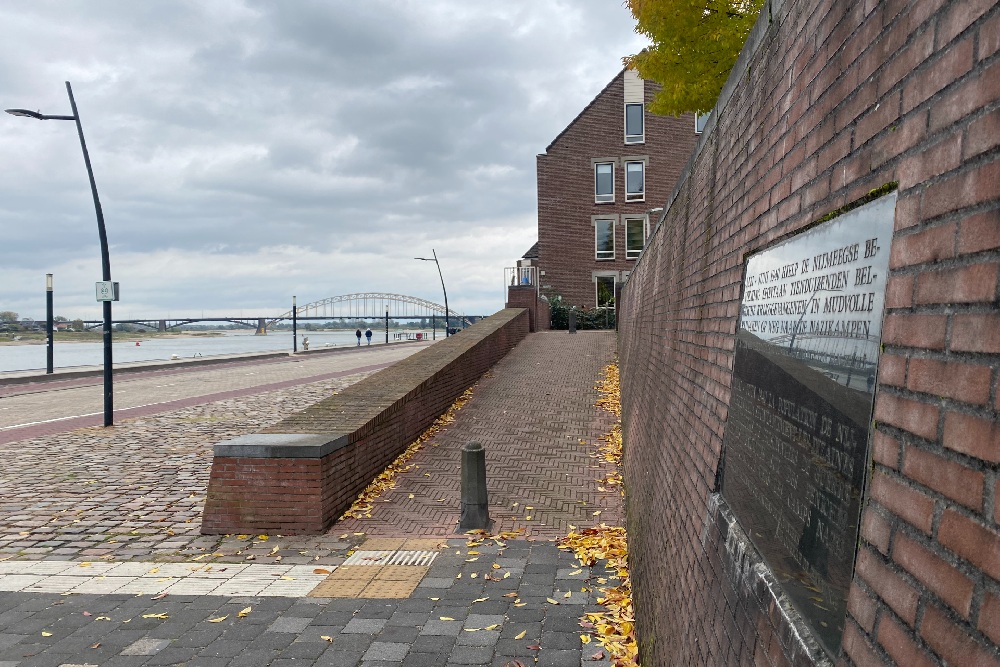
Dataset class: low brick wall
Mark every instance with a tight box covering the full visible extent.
[202,308,530,535]
[506,285,550,331]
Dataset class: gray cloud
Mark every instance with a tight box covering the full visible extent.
[0,1,645,320]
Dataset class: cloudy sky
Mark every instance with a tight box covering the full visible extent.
[0,1,647,322]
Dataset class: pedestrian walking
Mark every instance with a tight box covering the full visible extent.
[355,328,362,346]
[365,328,372,345]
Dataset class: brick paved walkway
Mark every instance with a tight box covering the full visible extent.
[0,331,623,666]
[333,330,622,539]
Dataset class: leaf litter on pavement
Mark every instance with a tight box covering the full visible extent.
[340,387,476,519]
[556,362,637,667]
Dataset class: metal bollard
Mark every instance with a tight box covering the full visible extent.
[458,442,492,532]
[568,309,577,334]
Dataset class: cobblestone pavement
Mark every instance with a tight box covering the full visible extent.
[0,331,622,666]
[0,540,616,667]
[0,343,429,440]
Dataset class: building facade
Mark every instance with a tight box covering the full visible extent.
[535,68,699,309]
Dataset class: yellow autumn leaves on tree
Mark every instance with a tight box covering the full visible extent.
[625,0,766,115]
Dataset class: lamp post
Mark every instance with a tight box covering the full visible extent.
[292,296,297,353]
[415,249,450,337]
[45,274,54,374]
[7,82,114,425]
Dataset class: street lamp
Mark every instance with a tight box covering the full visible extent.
[7,82,115,425]
[45,274,54,374]
[415,249,450,337]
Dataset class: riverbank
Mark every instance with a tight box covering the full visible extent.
[0,330,225,345]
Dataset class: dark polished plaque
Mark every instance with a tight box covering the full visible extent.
[721,193,896,655]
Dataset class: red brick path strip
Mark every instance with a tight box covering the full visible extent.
[332,330,623,540]
[0,361,393,446]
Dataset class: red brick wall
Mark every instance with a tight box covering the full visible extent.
[203,308,530,534]
[505,285,551,331]
[537,71,698,309]
[617,0,1000,664]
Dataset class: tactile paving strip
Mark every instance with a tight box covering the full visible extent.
[308,538,443,598]
[308,565,429,598]
[342,550,437,566]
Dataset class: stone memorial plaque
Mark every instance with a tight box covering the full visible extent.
[721,193,896,655]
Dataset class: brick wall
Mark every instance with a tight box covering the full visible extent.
[202,308,530,535]
[537,71,698,309]
[617,0,999,665]
[505,285,551,331]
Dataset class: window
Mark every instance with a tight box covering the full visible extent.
[595,219,615,260]
[596,276,616,308]
[595,162,614,203]
[695,112,711,134]
[625,161,644,202]
[626,218,645,259]
[625,103,644,143]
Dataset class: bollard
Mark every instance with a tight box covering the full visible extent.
[568,309,577,334]
[458,442,492,532]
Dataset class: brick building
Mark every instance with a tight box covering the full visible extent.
[534,68,699,309]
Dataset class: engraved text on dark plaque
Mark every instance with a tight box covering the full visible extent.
[721,193,896,655]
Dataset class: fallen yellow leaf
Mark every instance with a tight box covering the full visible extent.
[492,563,501,570]
[546,598,559,605]
[320,635,333,642]
[440,616,455,621]
[238,607,251,618]
[41,631,52,637]
[141,613,169,619]
[207,616,228,623]
[515,630,527,640]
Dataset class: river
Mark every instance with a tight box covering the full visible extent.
[0,329,433,373]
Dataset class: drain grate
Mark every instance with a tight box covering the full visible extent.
[342,550,393,566]
[386,550,437,566]
[342,550,437,567]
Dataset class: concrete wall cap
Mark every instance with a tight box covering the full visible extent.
[213,433,349,458]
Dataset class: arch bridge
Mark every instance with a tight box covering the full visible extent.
[267,292,466,330]
[82,293,473,333]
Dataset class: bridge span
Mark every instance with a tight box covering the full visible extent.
[81,292,476,334]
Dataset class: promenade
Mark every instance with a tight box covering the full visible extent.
[0,331,622,666]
